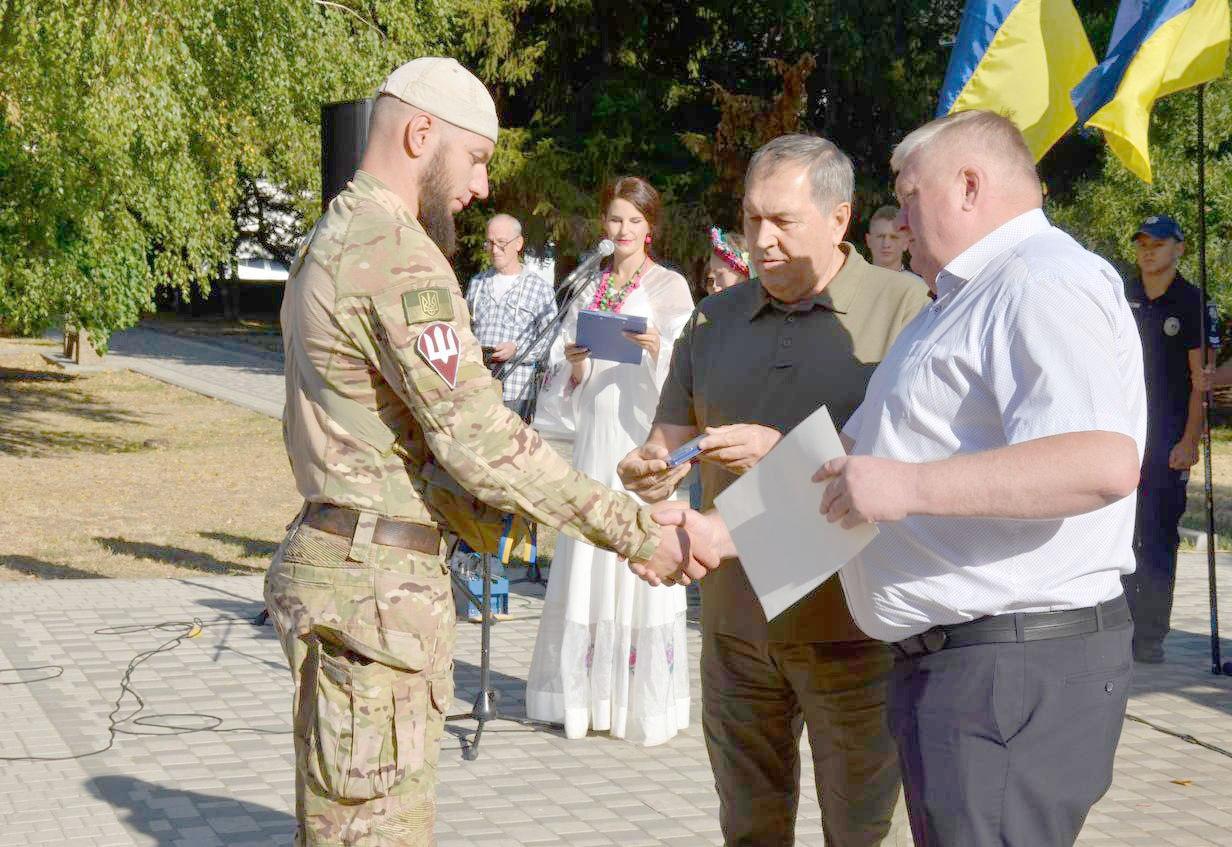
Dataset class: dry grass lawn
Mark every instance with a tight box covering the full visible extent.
[1183,426,1232,550]
[0,337,300,580]
[21,323,1229,569]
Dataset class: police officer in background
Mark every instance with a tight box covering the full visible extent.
[1125,214,1219,664]
[266,57,716,847]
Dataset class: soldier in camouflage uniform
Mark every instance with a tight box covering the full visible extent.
[265,57,716,847]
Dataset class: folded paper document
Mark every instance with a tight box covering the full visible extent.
[713,405,877,621]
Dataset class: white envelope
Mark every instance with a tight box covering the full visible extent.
[713,405,877,621]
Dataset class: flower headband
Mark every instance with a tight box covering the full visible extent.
[709,226,750,276]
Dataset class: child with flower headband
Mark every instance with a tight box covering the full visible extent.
[705,226,751,296]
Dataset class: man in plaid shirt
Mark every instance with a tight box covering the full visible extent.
[466,213,557,420]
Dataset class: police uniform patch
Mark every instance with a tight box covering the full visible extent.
[403,288,454,324]
[1164,316,1181,336]
[416,321,461,388]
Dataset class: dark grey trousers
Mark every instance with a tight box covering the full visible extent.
[1125,470,1188,648]
[888,622,1133,846]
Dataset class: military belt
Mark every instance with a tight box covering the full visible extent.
[303,502,441,554]
[891,594,1131,660]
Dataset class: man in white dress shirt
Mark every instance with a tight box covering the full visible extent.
[641,110,1146,846]
[827,109,1144,846]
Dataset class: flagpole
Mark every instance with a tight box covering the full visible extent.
[1197,83,1226,676]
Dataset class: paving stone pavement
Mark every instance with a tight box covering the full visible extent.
[7,324,1231,845]
[106,327,286,420]
[1,559,1230,847]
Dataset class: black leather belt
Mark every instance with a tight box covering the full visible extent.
[303,502,441,554]
[892,594,1131,659]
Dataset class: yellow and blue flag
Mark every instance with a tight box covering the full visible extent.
[1071,1,1230,183]
[937,0,1097,160]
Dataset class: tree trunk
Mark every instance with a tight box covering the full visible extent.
[65,324,103,364]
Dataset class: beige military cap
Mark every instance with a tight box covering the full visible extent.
[378,57,499,144]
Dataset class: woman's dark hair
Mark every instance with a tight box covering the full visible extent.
[600,175,661,236]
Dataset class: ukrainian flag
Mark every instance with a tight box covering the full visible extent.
[1071,1,1231,183]
[937,0,1096,160]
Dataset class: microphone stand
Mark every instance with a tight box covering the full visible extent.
[495,245,609,585]
[447,243,609,760]
[495,241,613,380]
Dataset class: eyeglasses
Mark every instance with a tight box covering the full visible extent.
[483,238,518,250]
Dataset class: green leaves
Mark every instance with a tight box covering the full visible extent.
[1,0,1224,336]
[0,0,517,339]
[1050,79,1232,317]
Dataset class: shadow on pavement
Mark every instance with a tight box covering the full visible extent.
[444,656,568,755]
[87,775,294,847]
[113,326,284,378]
[186,596,287,674]
[1130,625,1232,723]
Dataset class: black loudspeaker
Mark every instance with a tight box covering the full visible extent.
[320,98,373,211]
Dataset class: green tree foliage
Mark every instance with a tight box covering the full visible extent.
[680,55,818,225]
[1047,81,1232,317]
[0,0,509,344]
[456,0,729,274]
[463,0,965,279]
[0,0,1226,336]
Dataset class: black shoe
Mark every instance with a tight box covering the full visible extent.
[1134,642,1165,664]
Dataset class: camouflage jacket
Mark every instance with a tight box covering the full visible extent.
[280,170,659,562]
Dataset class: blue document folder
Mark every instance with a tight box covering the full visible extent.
[575,309,648,364]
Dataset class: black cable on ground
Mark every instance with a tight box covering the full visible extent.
[0,616,289,763]
[11,619,1228,765]
[1124,711,1232,759]
[0,665,64,685]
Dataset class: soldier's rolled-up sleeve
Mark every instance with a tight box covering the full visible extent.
[346,279,660,563]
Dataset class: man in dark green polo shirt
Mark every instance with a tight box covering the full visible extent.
[619,134,928,846]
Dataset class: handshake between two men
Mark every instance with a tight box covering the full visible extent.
[618,422,914,587]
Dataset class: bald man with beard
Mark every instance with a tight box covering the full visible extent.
[266,57,718,847]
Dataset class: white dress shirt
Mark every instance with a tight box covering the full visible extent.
[839,209,1147,642]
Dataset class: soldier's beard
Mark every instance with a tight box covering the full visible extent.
[419,153,457,257]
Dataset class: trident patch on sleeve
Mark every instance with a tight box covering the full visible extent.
[416,321,461,389]
[403,287,454,324]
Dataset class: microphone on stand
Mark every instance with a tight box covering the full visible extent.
[495,239,615,381]
[557,238,615,301]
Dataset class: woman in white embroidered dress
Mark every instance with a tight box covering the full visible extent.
[526,176,695,746]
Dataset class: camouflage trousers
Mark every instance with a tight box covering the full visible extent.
[265,515,456,847]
